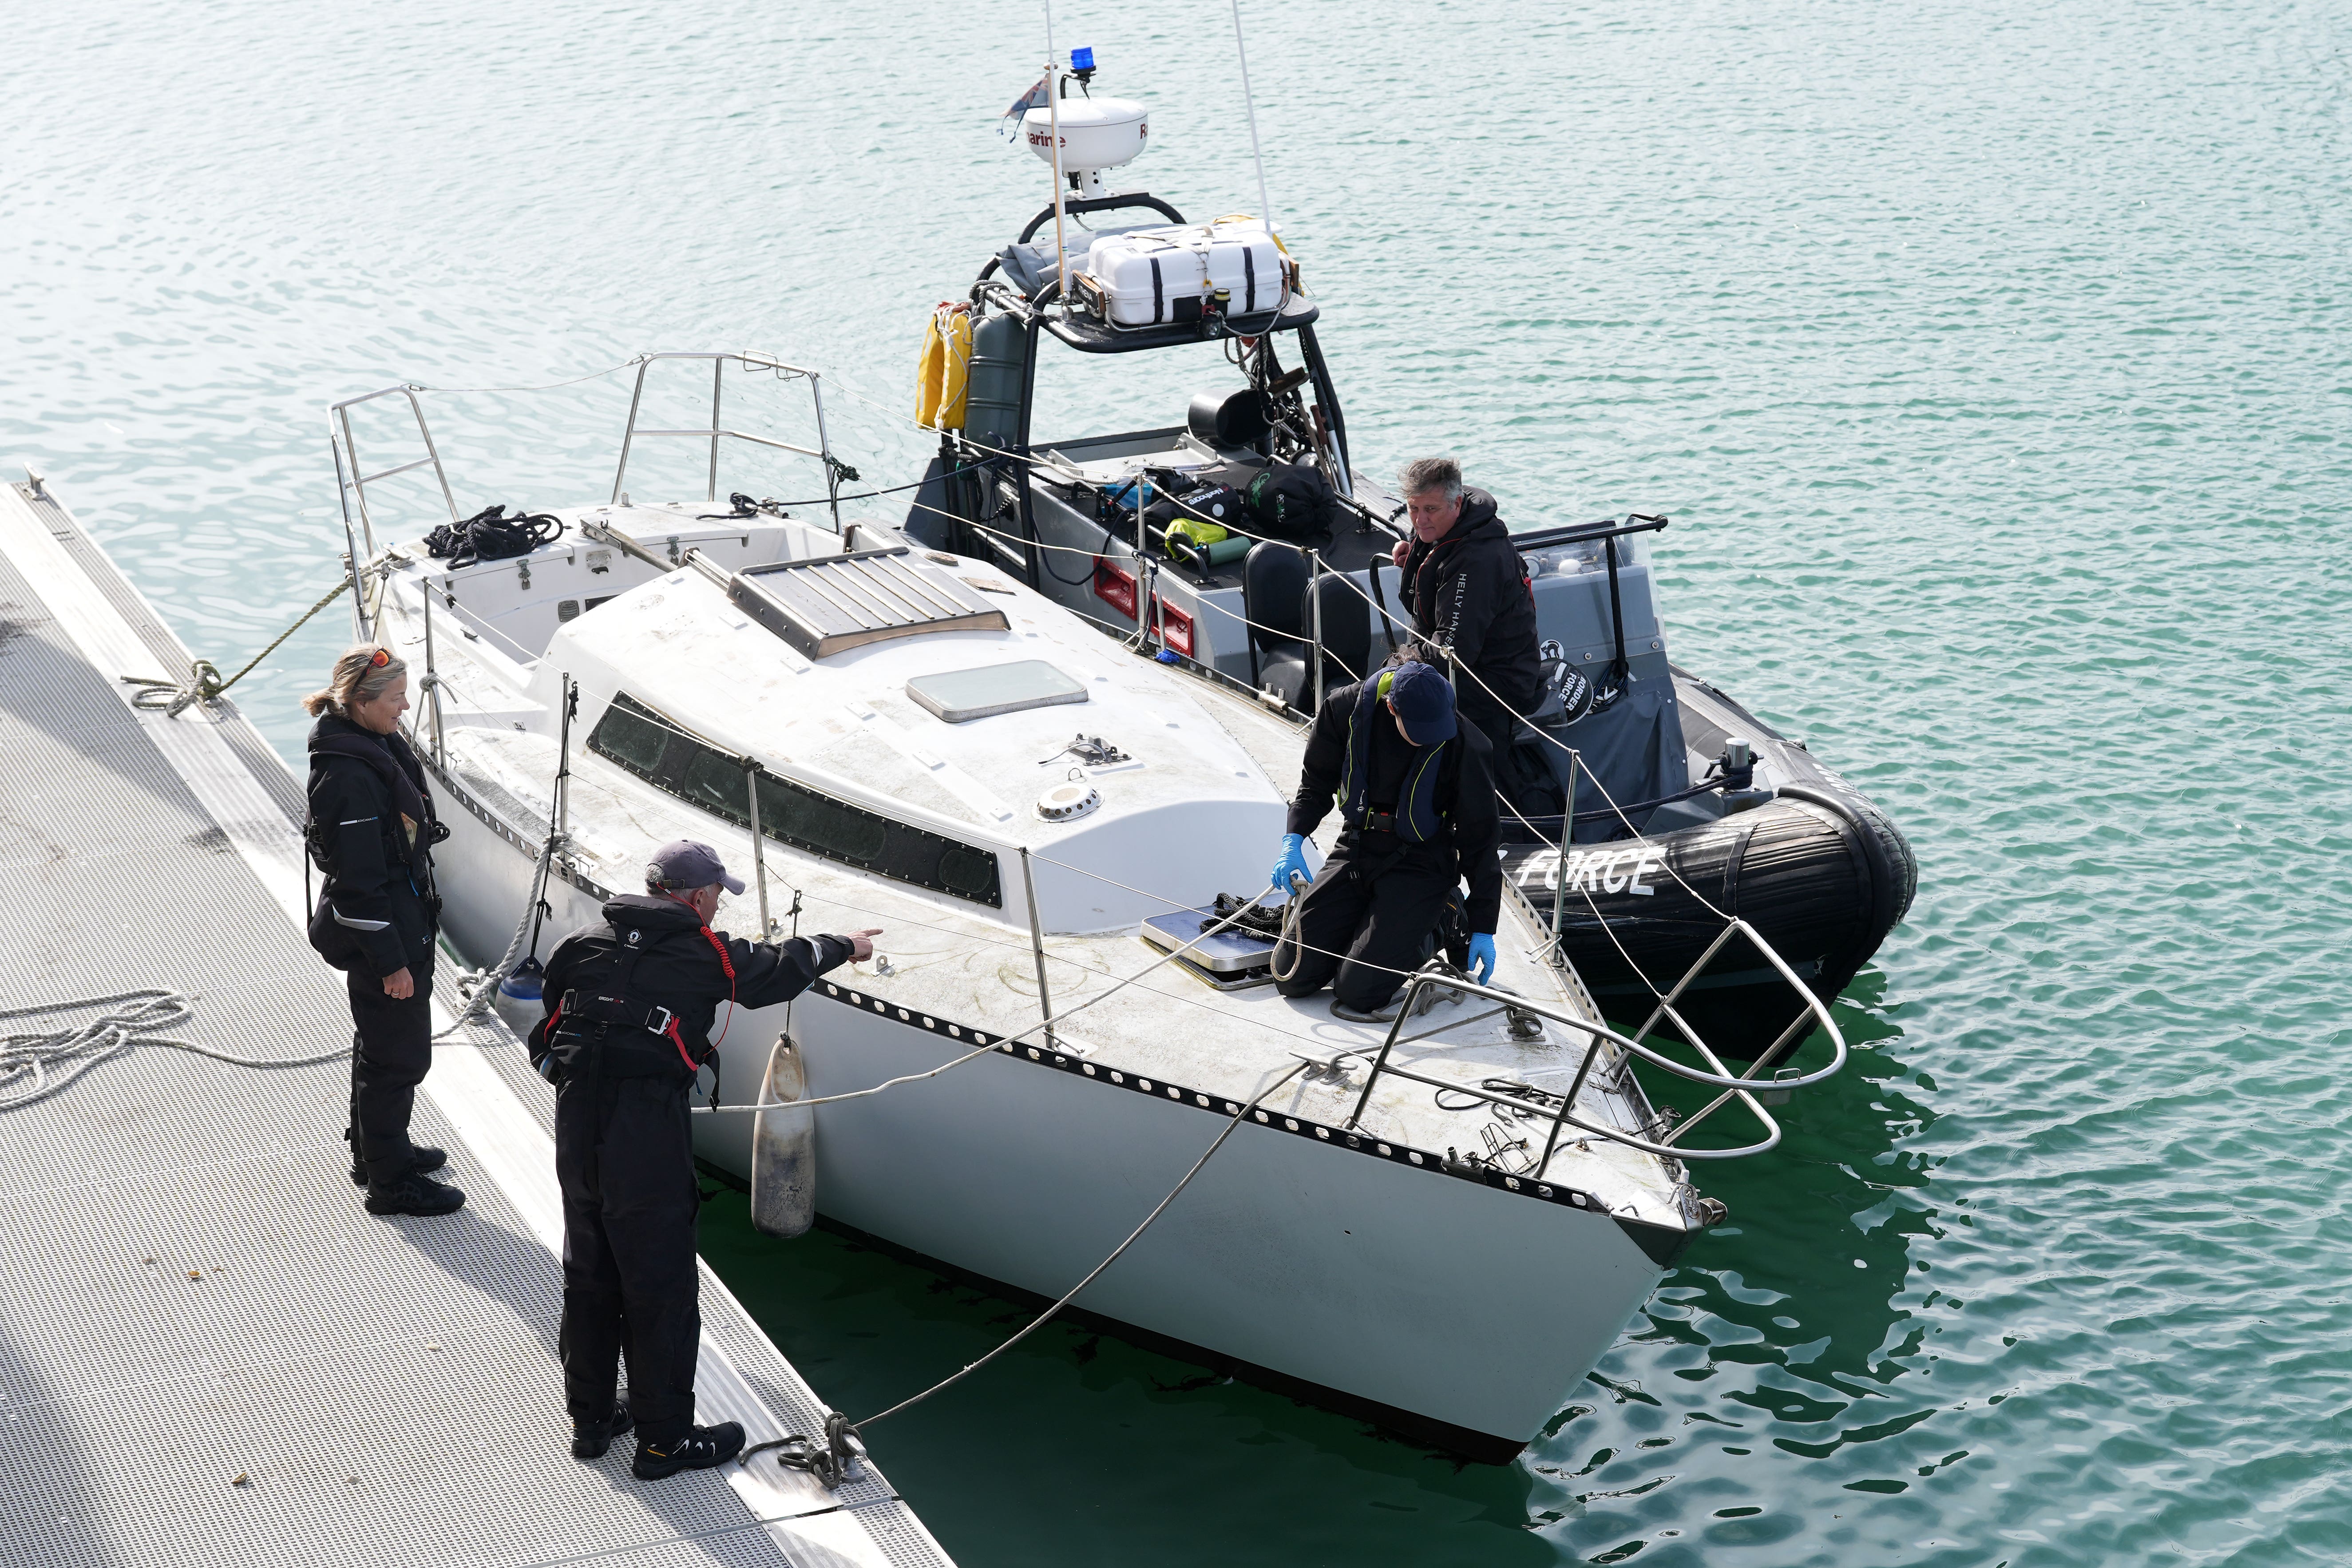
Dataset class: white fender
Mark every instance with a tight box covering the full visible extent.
[750,1033,815,1238]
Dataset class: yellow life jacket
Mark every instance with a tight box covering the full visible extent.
[915,304,973,430]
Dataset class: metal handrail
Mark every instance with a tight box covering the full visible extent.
[1339,917,1845,1170]
[331,385,459,565]
[610,351,843,529]
[1634,919,1845,1150]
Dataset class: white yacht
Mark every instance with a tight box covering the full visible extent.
[325,349,1836,1462]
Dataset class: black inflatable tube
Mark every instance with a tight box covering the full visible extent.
[1773,782,1907,981]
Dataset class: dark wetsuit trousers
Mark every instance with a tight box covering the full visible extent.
[556,1073,701,1445]
[1273,834,1457,1012]
[344,959,435,1187]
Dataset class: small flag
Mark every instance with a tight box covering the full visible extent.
[999,73,1050,139]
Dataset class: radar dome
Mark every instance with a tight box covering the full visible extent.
[1023,97,1148,197]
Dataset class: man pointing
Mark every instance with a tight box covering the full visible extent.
[529,839,879,1478]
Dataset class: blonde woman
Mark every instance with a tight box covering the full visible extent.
[301,646,463,1216]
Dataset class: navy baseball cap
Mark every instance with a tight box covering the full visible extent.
[1383,661,1458,745]
[648,839,744,894]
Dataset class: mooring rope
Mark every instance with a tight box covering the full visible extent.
[742,1058,1311,1487]
[0,991,348,1112]
[121,575,354,717]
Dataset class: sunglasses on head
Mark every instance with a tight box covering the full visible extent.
[368,648,392,668]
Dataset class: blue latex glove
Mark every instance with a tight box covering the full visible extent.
[1466,932,1498,985]
[1271,833,1313,895]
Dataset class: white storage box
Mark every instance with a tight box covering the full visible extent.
[1199,222,1287,315]
[1080,231,1209,326]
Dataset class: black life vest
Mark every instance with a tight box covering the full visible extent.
[1336,671,1449,843]
[542,927,715,1086]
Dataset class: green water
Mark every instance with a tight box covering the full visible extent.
[7,2,2348,1561]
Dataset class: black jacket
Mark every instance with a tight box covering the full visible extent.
[527,895,855,1084]
[1286,681,1505,933]
[1396,488,1544,718]
[305,716,442,978]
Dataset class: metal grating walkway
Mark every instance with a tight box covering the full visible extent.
[0,479,955,1568]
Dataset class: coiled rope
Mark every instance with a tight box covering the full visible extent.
[0,991,350,1113]
[422,504,562,570]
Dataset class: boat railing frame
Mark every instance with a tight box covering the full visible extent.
[610,351,843,531]
[1341,917,1846,1169]
[331,385,459,638]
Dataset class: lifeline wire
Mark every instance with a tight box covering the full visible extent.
[405,358,650,395]
[0,991,349,1113]
[693,887,1280,1116]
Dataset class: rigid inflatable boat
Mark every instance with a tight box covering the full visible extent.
[899,67,1916,1059]
[1504,673,1915,1058]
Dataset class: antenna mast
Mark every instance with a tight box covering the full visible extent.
[1230,0,1274,231]
[1045,0,1070,306]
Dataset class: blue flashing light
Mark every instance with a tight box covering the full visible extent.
[1071,46,1095,71]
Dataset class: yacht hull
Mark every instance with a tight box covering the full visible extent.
[708,985,1667,1460]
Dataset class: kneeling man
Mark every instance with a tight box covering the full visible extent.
[1268,660,1503,1020]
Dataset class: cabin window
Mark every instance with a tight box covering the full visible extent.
[586,693,1002,907]
[590,698,670,776]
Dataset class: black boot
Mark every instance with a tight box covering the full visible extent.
[364,1171,466,1217]
[572,1399,634,1460]
[632,1421,744,1480]
[349,1145,449,1186]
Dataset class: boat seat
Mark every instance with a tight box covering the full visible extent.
[1188,388,1271,451]
[1245,545,1367,714]
[1244,541,1311,708]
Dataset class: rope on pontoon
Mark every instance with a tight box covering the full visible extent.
[0,991,350,1112]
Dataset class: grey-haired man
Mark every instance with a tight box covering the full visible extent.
[528,840,879,1480]
[1386,456,1544,797]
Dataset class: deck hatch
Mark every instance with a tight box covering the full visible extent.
[905,660,1089,724]
[730,546,1008,659]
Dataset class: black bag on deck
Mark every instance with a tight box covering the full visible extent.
[1239,460,1336,544]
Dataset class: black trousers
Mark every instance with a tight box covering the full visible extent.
[556,1073,701,1446]
[1273,835,1458,1012]
[1463,698,1549,819]
[345,959,435,1187]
